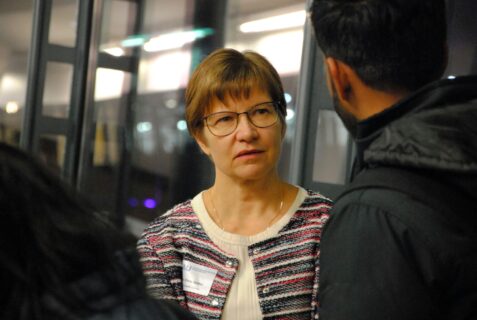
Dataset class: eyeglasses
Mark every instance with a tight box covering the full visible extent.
[203,101,280,137]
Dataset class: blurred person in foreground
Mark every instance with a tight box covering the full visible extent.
[0,143,196,320]
[309,0,477,319]
[137,48,332,320]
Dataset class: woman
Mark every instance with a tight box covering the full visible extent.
[0,143,196,320]
[137,48,332,320]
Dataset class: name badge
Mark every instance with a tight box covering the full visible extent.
[182,260,218,296]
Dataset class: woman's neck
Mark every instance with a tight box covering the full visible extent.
[206,173,296,235]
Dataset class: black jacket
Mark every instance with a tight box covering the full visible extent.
[320,75,477,320]
[41,249,197,320]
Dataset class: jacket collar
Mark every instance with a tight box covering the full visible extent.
[353,75,477,175]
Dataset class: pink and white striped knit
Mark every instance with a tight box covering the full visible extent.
[137,190,332,320]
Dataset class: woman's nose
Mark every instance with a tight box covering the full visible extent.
[235,113,258,140]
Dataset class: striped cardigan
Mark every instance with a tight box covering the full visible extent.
[137,190,332,319]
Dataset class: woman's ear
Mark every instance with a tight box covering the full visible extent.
[194,132,211,157]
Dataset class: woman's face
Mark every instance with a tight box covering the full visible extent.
[195,89,285,183]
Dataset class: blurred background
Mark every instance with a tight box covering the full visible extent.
[0,0,475,235]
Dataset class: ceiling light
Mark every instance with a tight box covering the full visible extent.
[284,93,292,103]
[144,28,214,53]
[239,10,306,33]
[165,99,178,109]
[103,47,125,57]
[137,122,152,133]
[5,101,19,114]
[286,108,295,121]
[176,120,188,131]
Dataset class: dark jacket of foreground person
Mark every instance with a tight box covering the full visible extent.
[320,76,477,319]
[41,249,197,320]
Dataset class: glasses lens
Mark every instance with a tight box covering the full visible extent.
[206,112,237,136]
[204,102,279,136]
[248,102,278,128]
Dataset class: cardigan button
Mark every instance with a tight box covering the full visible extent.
[211,298,219,306]
[262,287,270,294]
[252,248,260,255]
[195,224,202,229]
[225,260,234,267]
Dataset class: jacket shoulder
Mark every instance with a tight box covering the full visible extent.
[142,200,194,233]
[302,189,333,211]
[138,200,196,246]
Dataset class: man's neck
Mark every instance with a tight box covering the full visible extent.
[353,83,409,120]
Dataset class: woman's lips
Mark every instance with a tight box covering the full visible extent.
[235,150,263,159]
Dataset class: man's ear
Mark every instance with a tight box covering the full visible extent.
[325,57,352,103]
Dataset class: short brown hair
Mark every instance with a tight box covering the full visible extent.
[185,48,287,137]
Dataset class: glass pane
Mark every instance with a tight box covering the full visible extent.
[445,0,477,76]
[49,0,78,47]
[79,70,131,213]
[129,90,211,223]
[38,134,66,175]
[137,51,191,93]
[95,68,131,102]
[226,1,306,181]
[80,122,121,212]
[127,0,199,226]
[125,0,307,228]
[313,110,350,184]
[0,1,34,146]
[42,62,74,118]
[99,0,138,57]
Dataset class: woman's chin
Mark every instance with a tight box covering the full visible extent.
[231,166,275,182]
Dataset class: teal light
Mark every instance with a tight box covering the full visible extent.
[121,35,149,47]
[192,28,214,39]
[177,120,188,131]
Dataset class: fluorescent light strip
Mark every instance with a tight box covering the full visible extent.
[103,47,125,57]
[144,31,196,52]
[144,29,213,53]
[239,10,306,33]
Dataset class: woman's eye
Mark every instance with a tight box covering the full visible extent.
[254,108,271,115]
[216,115,234,123]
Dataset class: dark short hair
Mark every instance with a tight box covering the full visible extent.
[310,0,448,92]
[185,48,287,138]
[0,143,137,319]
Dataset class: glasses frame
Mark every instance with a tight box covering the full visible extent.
[202,101,280,137]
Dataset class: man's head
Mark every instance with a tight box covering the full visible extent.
[310,0,447,93]
[309,0,448,134]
